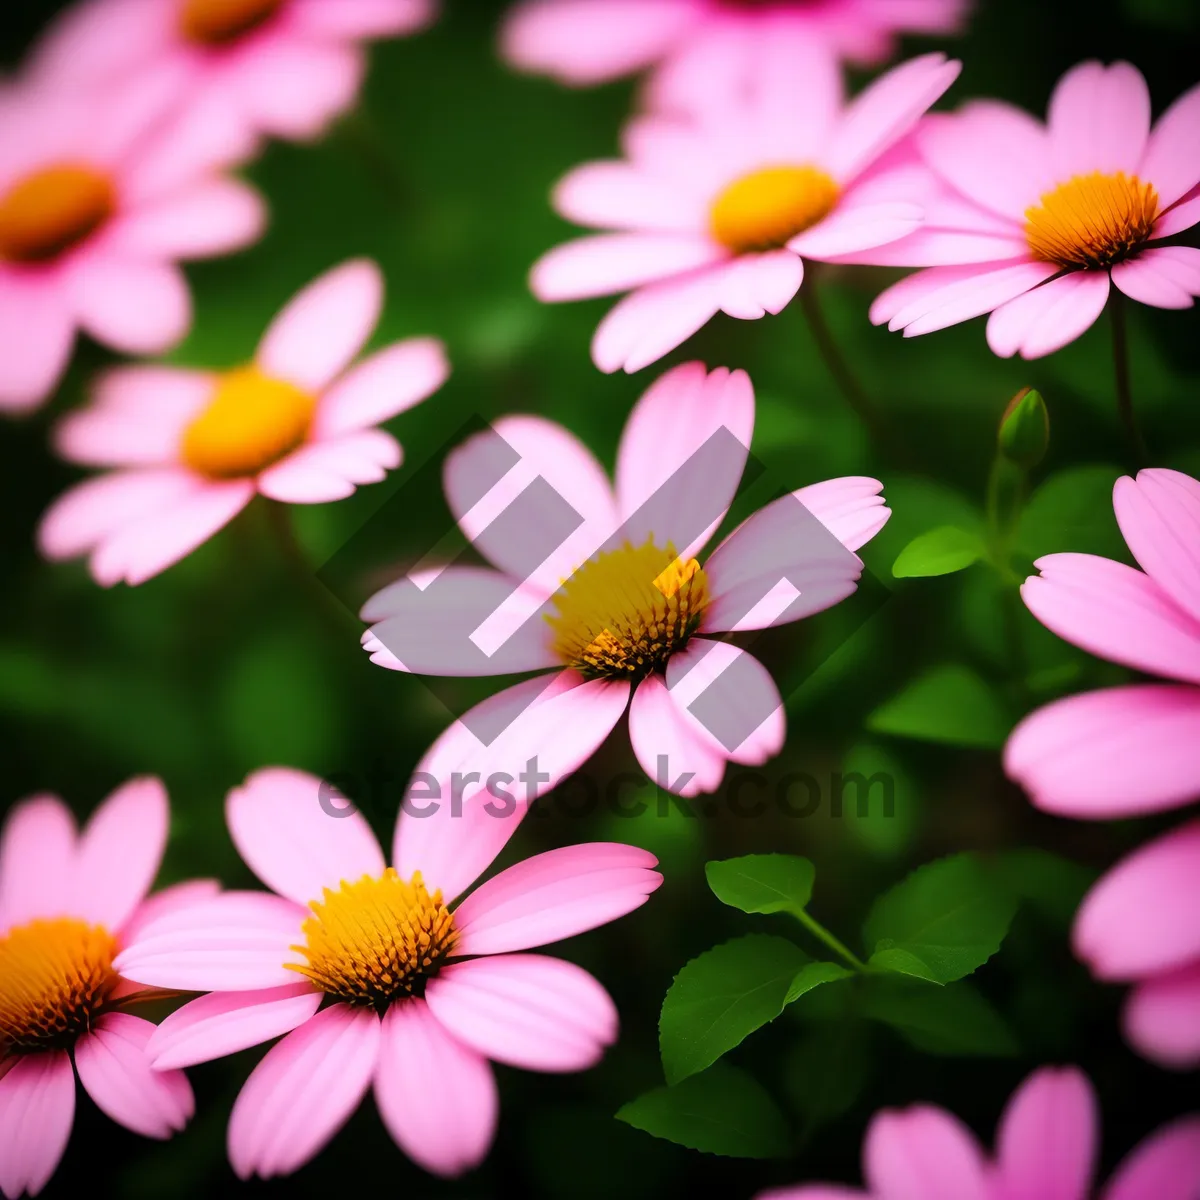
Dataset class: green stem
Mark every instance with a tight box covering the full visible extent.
[266,500,353,634]
[1110,288,1148,466]
[791,907,867,972]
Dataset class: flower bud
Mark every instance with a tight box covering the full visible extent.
[998,388,1049,470]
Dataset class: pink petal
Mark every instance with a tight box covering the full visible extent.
[118,878,222,944]
[71,776,168,931]
[1156,184,1200,238]
[228,1003,380,1180]
[0,272,75,413]
[1005,685,1200,818]
[374,998,498,1178]
[1113,468,1200,625]
[1123,963,1200,1070]
[425,954,617,1072]
[257,429,400,503]
[717,251,804,320]
[628,674,729,796]
[864,1106,990,1200]
[0,794,76,932]
[1112,248,1200,310]
[531,233,723,301]
[993,1067,1098,1200]
[552,161,706,234]
[106,178,266,260]
[791,477,891,552]
[1103,1115,1200,1200]
[1140,80,1200,209]
[451,843,661,956]
[66,255,190,355]
[226,766,386,909]
[1021,552,1200,684]
[0,1051,75,1199]
[29,0,168,88]
[289,0,436,38]
[257,259,382,392]
[890,261,1060,336]
[789,201,924,261]
[1074,820,1200,980]
[313,336,448,438]
[1047,61,1151,180]
[74,1013,192,1139]
[148,984,323,1070]
[986,271,1111,359]
[869,262,1003,327]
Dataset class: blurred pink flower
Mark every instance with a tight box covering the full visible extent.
[0,779,215,1199]
[361,361,890,799]
[529,52,959,372]
[871,61,1200,358]
[38,258,449,586]
[0,75,264,413]
[502,0,968,113]
[1005,467,1200,1069]
[29,0,436,147]
[758,1064,1200,1200]
[113,766,661,1180]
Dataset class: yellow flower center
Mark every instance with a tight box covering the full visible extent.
[179,0,285,45]
[181,366,315,479]
[710,165,840,255]
[287,870,458,1009]
[0,164,116,264]
[546,539,709,681]
[0,918,120,1054]
[1025,171,1159,269]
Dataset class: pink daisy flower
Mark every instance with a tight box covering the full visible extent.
[29,0,436,147]
[361,361,889,800]
[112,766,662,1180]
[37,258,449,587]
[870,61,1200,358]
[1005,468,1200,1069]
[757,1064,1200,1200]
[501,1,968,114]
[0,778,214,1199]
[529,52,960,373]
[0,74,264,413]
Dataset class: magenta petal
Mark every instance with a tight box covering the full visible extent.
[864,1106,990,1200]
[0,794,76,933]
[0,273,75,413]
[1103,1115,1200,1200]
[1123,963,1200,1070]
[0,1050,75,1199]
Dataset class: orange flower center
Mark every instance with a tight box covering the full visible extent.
[710,165,840,255]
[0,918,120,1054]
[287,869,458,1008]
[0,164,116,264]
[179,0,286,45]
[181,366,315,479]
[1025,171,1159,269]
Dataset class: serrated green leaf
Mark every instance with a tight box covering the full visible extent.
[705,855,815,916]
[616,1063,792,1158]
[785,962,854,1004]
[863,853,1017,983]
[866,664,1011,749]
[660,935,809,1084]
[860,977,1020,1056]
[892,526,984,578]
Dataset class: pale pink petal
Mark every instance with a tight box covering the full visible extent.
[374,999,498,1178]
[425,954,617,1072]
[1113,468,1200,625]
[1005,685,1200,818]
[148,984,323,1070]
[1140,81,1200,209]
[628,674,729,796]
[29,0,167,88]
[789,201,924,260]
[451,843,661,956]
[66,255,190,355]
[0,794,76,932]
[889,261,1060,336]
[1103,1115,1200,1200]
[851,226,1030,268]
[864,1106,990,1200]
[313,337,448,438]
[1074,820,1200,980]
[869,263,1002,327]
[717,251,804,320]
[791,477,891,553]
[1124,964,1200,1070]
[552,161,706,234]
[226,766,386,909]
[993,1067,1097,1200]
[756,1189,866,1200]
[118,879,222,944]
[986,271,1111,359]
[531,233,724,301]
[1047,61,1151,178]
[1112,250,1200,310]
[0,1051,74,1199]
[228,1003,380,1180]
[290,0,435,38]
[1156,185,1200,238]
[256,429,401,502]
[0,273,75,413]
[105,178,266,260]
[257,260,382,392]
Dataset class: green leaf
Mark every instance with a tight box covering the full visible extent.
[705,855,815,916]
[1017,465,1126,561]
[784,1023,872,1128]
[867,664,1012,750]
[785,962,854,1005]
[995,848,1096,928]
[861,977,1020,1056]
[892,526,984,578]
[863,853,1017,983]
[616,1063,792,1158]
[660,935,809,1084]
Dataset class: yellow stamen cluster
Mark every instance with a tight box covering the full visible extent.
[288,870,458,1008]
[0,165,115,264]
[1025,171,1159,269]
[181,366,315,479]
[179,0,285,45]
[0,918,119,1054]
[547,539,709,681]
[711,165,840,255]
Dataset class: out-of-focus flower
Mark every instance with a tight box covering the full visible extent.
[757,1064,1200,1200]
[529,52,959,373]
[113,766,661,1180]
[29,0,437,147]
[38,259,449,587]
[361,361,889,799]
[0,779,214,1199]
[0,76,264,413]
[1005,467,1200,1069]
[871,62,1200,358]
[501,0,968,114]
